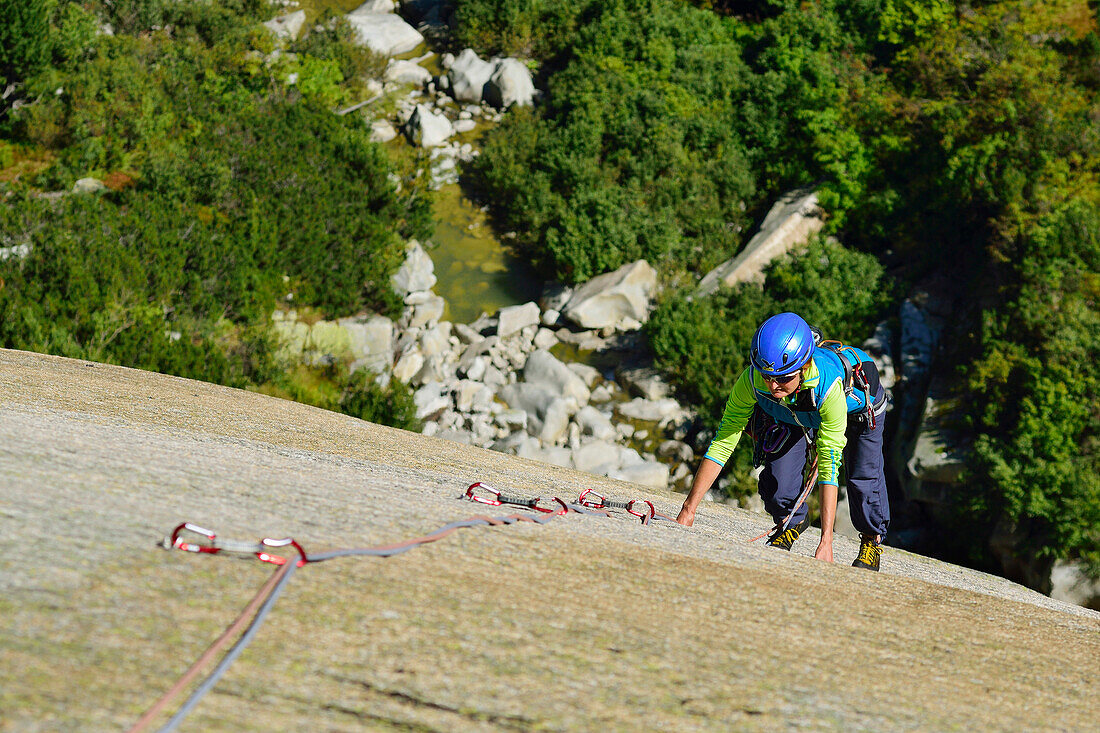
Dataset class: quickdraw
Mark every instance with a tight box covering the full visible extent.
[575,490,662,525]
[464,481,569,515]
[134,483,677,732]
[163,522,309,566]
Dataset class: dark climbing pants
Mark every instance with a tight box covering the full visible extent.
[755,400,890,539]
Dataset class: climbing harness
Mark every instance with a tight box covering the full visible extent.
[746,407,794,468]
[131,483,676,732]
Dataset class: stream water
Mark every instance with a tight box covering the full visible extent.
[428,184,542,324]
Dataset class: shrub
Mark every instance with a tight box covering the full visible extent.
[0,0,51,87]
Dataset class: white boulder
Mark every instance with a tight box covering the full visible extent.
[346,6,424,56]
[413,381,450,419]
[264,10,306,41]
[403,104,454,148]
[369,119,398,143]
[484,58,535,109]
[338,314,394,376]
[497,302,540,338]
[562,260,657,330]
[391,240,437,295]
[385,59,432,86]
[448,48,495,104]
[523,350,590,405]
[612,461,670,489]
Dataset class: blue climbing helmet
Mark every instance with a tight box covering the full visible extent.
[750,312,815,377]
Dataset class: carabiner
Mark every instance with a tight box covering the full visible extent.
[465,482,503,506]
[163,522,302,566]
[577,489,608,509]
[532,496,570,515]
[762,424,790,454]
[167,522,221,554]
[259,536,309,566]
[626,499,656,525]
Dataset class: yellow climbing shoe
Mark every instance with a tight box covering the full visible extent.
[852,533,882,571]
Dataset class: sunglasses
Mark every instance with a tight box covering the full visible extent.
[763,371,800,385]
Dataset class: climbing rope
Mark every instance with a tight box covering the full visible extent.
[130,483,672,732]
[748,452,820,544]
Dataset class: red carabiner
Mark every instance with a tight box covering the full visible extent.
[626,500,656,525]
[164,523,302,566]
[259,536,309,566]
[577,489,608,509]
[168,522,221,555]
[532,496,570,515]
[465,482,504,506]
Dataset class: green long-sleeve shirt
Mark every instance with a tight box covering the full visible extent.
[702,361,849,486]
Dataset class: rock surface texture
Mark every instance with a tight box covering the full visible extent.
[2,349,1097,731]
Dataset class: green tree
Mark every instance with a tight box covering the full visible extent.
[0,0,51,87]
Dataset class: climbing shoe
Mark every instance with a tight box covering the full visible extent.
[852,533,882,571]
[766,517,809,551]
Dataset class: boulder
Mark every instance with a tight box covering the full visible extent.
[572,441,622,474]
[1050,561,1100,610]
[612,461,670,489]
[696,188,824,297]
[419,322,452,357]
[338,314,395,375]
[393,351,425,384]
[391,240,437,295]
[562,260,657,331]
[497,302,540,339]
[448,48,494,104]
[498,382,558,430]
[574,406,615,441]
[539,398,572,444]
[523,350,590,405]
[656,440,694,463]
[484,58,535,109]
[615,364,671,400]
[352,0,396,11]
[413,381,450,420]
[263,10,306,41]
[615,397,681,422]
[403,104,454,148]
[533,328,559,351]
[72,178,106,194]
[566,362,601,389]
[346,6,423,56]
[385,59,432,86]
[407,295,445,329]
[369,119,398,143]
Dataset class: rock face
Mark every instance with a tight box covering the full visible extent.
[561,260,658,331]
[346,4,424,56]
[696,188,824,297]
[3,348,1097,732]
